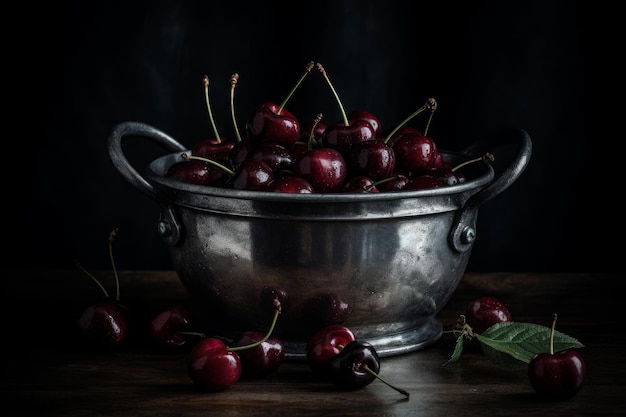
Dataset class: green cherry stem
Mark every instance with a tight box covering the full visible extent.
[74,260,110,298]
[336,342,409,397]
[203,75,222,143]
[229,299,282,352]
[108,228,121,301]
[549,313,557,355]
[383,98,437,144]
[364,175,405,192]
[307,113,324,151]
[181,153,236,177]
[277,61,314,115]
[316,63,349,126]
[179,331,207,339]
[363,365,410,398]
[229,73,243,142]
[451,152,495,172]
[422,97,438,137]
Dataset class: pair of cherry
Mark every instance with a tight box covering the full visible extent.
[156,292,286,391]
[306,324,409,396]
[464,296,586,401]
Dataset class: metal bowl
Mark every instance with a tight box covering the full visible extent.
[107,121,531,359]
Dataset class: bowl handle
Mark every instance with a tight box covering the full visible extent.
[449,128,532,253]
[107,121,188,246]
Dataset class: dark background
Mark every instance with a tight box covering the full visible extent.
[11,1,618,273]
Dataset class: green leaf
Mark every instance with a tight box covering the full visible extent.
[476,322,585,365]
[443,333,465,366]
[480,344,527,368]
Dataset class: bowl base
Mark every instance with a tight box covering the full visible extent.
[282,317,443,361]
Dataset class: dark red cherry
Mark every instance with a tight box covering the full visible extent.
[148,304,192,351]
[187,337,242,391]
[302,293,351,328]
[306,324,356,377]
[316,63,376,154]
[293,147,347,193]
[429,167,461,186]
[267,176,314,193]
[321,119,376,154]
[528,349,586,401]
[346,139,396,181]
[75,235,129,349]
[246,102,300,148]
[165,160,224,186]
[403,174,446,190]
[393,133,441,173]
[299,119,327,144]
[341,175,380,193]
[328,340,380,389]
[348,109,382,137]
[192,139,236,164]
[232,331,285,379]
[377,173,410,192]
[77,298,129,348]
[383,125,422,148]
[464,296,512,334]
[527,314,586,400]
[289,141,313,161]
[231,159,274,191]
[248,142,294,174]
[230,138,255,170]
[246,62,313,148]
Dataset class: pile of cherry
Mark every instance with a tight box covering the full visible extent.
[165,62,493,193]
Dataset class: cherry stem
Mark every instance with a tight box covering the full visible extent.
[179,331,206,338]
[74,260,110,298]
[278,61,314,115]
[549,313,557,355]
[451,152,495,172]
[363,365,410,398]
[383,98,437,144]
[454,315,477,339]
[108,228,120,301]
[229,299,282,352]
[367,175,404,190]
[203,75,222,143]
[423,98,438,137]
[229,73,243,142]
[307,113,324,151]
[181,153,236,177]
[316,63,349,126]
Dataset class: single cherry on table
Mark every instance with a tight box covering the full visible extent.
[187,337,243,391]
[148,303,193,351]
[464,296,512,334]
[75,228,129,349]
[528,314,586,400]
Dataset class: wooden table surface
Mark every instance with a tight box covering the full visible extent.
[3,270,624,416]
